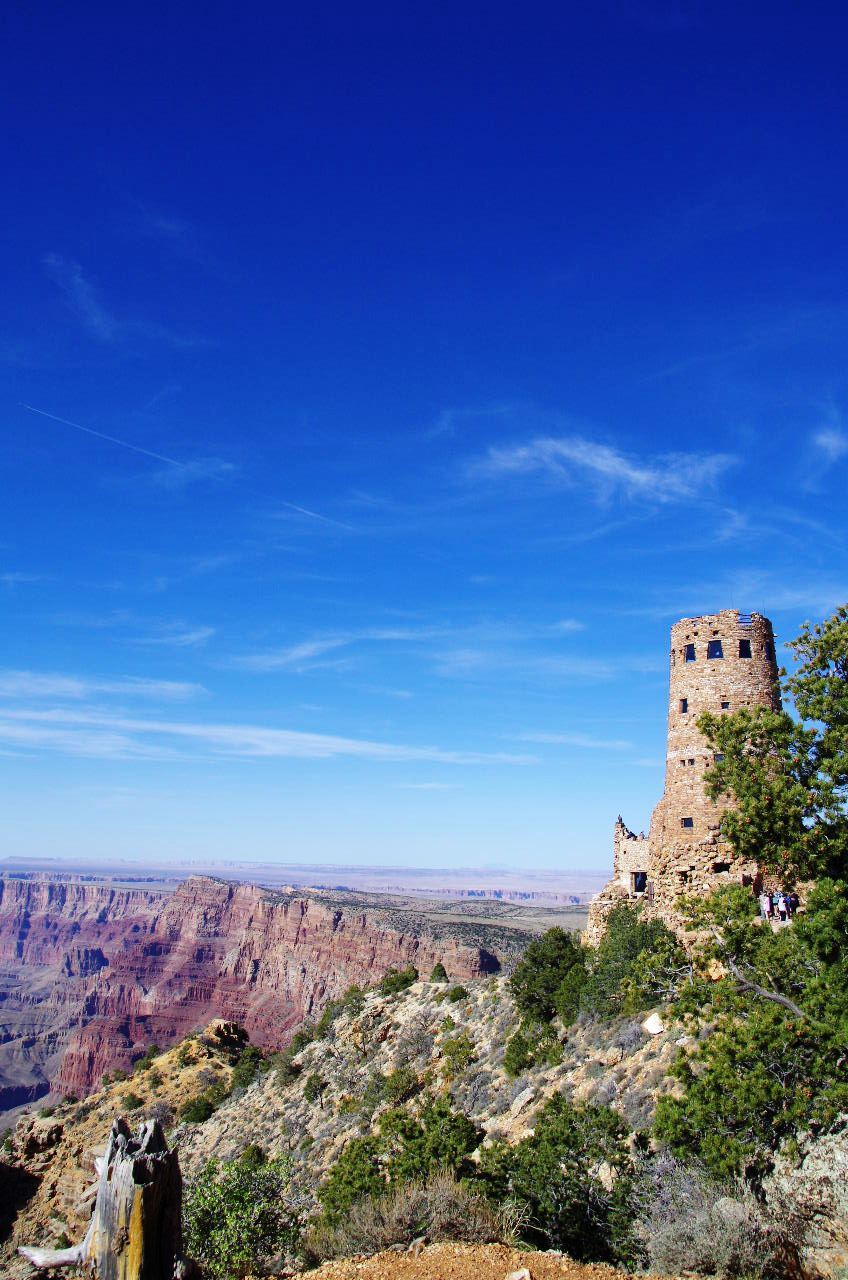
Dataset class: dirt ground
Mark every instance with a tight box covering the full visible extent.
[304,1242,654,1280]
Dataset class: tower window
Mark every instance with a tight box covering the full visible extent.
[721,700,730,710]
[684,643,696,662]
[679,698,688,713]
[714,753,725,763]
[681,817,694,829]
[713,860,731,873]
[766,641,775,662]
[687,758,695,766]
[739,638,752,658]
[707,639,724,659]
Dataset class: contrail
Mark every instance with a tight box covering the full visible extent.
[278,501,356,531]
[20,403,184,467]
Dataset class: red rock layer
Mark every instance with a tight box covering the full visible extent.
[0,876,496,1100]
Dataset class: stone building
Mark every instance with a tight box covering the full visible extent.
[586,609,781,943]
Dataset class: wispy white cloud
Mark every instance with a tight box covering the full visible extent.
[432,648,619,683]
[359,685,414,700]
[43,254,118,341]
[0,706,534,766]
[136,209,206,264]
[813,427,848,464]
[473,435,736,505]
[0,671,204,701]
[0,719,178,760]
[425,403,518,441]
[1,572,41,588]
[134,626,216,649]
[231,619,623,692]
[232,628,433,673]
[515,731,633,750]
[634,569,848,622]
[42,254,203,349]
[395,782,459,790]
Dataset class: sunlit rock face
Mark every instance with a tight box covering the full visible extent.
[0,875,499,1102]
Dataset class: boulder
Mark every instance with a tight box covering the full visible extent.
[765,1116,848,1278]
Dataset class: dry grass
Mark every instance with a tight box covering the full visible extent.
[304,1172,523,1263]
[632,1155,801,1278]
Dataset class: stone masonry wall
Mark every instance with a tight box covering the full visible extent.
[611,817,650,891]
[586,609,781,943]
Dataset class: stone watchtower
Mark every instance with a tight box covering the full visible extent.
[586,609,781,942]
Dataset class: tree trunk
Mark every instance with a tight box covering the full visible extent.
[19,1117,183,1280]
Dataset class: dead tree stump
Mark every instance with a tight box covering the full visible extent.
[19,1116,183,1280]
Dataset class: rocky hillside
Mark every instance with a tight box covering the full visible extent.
[0,875,533,1106]
[176,976,680,1184]
[0,973,681,1273]
[4,971,847,1278]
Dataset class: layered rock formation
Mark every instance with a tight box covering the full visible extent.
[0,875,507,1105]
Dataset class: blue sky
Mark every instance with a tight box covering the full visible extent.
[2,2,847,872]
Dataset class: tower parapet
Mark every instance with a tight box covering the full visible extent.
[586,609,781,943]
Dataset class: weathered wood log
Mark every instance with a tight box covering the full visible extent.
[19,1117,183,1280]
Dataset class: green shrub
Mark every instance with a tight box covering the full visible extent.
[314,984,367,1035]
[357,1072,388,1117]
[440,1032,477,1079]
[508,928,587,1023]
[478,1094,633,1261]
[240,1143,266,1167]
[180,1095,216,1124]
[319,1137,385,1224]
[134,1044,161,1072]
[314,1001,342,1038]
[580,904,684,1019]
[654,882,848,1178]
[274,1021,316,1087]
[176,1041,195,1068]
[304,1072,325,1104]
[289,1023,316,1054]
[384,1065,420,1105]
[183,1154,299,1278]
[429,962,449,983]
[230,1044,265,1091]
[318,1098,482,1227]
[275,1053,302,1087]
[503,1030,534,1078]
[122,1092,144,1111]
[446,984,468,1003]
[381,1097,482,1184]
[380,966,419,996]
[342,983,366,1015]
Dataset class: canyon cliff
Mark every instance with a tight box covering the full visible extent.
[0,875,507,1105]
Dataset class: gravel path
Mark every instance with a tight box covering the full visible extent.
[305,1242,654,1280]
